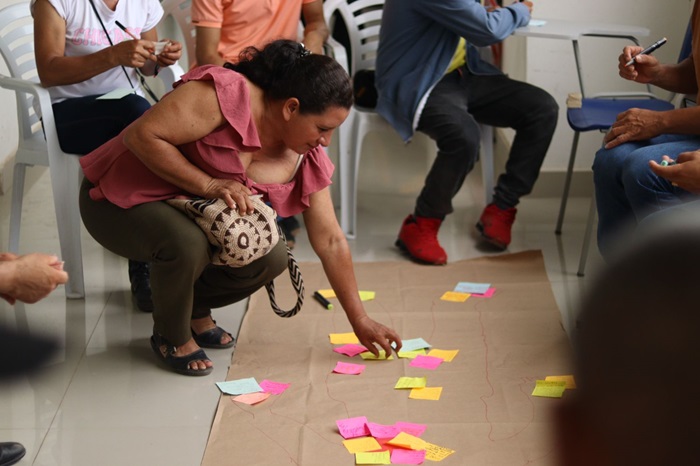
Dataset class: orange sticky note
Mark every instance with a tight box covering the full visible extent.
[232,392,271,405]
[545,375,576,389]
[427,349,459,362]
[343,437,382,454]
[425,442,456,461]
[409,387,443,401]
[329,332,360,344]
[386,432,428,450]
[440,291,470,302]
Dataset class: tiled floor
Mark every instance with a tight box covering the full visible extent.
[0,163,603,465]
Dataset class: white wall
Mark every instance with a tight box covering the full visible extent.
[504,0,694,172]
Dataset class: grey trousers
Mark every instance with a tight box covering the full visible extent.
[79,179,287,345]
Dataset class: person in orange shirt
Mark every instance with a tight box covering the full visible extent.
[192,0,330,247]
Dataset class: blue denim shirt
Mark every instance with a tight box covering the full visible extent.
[375,0,530,142]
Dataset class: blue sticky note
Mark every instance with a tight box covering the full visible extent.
[455,282,491,294]
[528,19,547,27]
[216,377,263,395]
[397,338,432,353]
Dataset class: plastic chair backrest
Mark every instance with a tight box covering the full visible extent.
[0,3,40,146]
[160,0,195,68]
[324,0,384,75]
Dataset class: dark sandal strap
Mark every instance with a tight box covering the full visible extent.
[150,335,213,376]
[192,326,235,349]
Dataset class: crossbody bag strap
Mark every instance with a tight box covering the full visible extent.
[265,228,305,318]
[87,0,160,102]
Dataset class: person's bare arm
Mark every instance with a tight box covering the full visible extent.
[33,0,155,87]
[303,188,402,355]
[618,45,697,95]
[196,26,225,65]
[604,106,700,149]
[301,1,329,55]
[122,80,255,213]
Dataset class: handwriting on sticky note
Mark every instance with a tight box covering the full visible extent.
[232,392,270,405]
[454,281,491,294]
[215,377,263,395]
[532,380,567,398]
[471,287,496,298]
[409,355,444,370]
[333,343,368,357]
[394,376,427,389]
[545,375,576,389]
[398,338,432,352]
[397,349,426,359]
[391,448,426,464]
[387,432,428,450]
[336,416,370,439]
[360,350,393,360]
[440,291,470,302]
[259,379,290,395]
[355,450,390,465]
[427,349,459,362]
[342,437,382,454]
[409,387,443,401]
[366,422,400,439]
[425,442,456,461]
[394,421,427,437]
[333,361,366,375]
[329,332,360,344]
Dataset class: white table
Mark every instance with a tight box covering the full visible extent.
[514,19,650,97]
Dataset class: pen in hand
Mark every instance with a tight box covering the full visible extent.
[625,37,667,66]
[114,20,157,61]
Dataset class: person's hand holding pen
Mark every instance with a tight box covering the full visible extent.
[114,21,182,69]
[619,44,664,83]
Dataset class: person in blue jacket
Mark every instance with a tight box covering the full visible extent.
[376,0,558,264]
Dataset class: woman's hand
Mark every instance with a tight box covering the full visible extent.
[619,45,663,84]
[202,178,254,214]
[352,315,402,357]
[111,39,157,69]
[156,39,183,67]
[603,108,665,149]
[650,151,700,194]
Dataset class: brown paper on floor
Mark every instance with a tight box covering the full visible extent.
[201,251,571,466]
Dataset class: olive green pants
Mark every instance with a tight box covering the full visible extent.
[79,179,287,345]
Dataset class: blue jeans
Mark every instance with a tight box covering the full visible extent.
[52,93,151,155]
[592,134,700,260]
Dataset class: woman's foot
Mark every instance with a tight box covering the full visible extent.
[191,316,234,348]
[150,334,213,376]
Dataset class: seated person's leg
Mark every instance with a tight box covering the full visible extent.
[51,93,151,155]
[466,73,558,249]
[399,71,479,264]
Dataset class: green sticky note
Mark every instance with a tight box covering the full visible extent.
[397,349,426,359]
[531,380,567,398]
[394,376,427,389]
[358,291,376,301]
[359,350,394,360]
[355,451,390,464]
[96,88,135,100]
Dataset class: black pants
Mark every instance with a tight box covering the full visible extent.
[52,93,151,154]
[415,68,558,218]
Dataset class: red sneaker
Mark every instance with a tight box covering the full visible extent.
[395,214,447,265]
[476,204,517,250]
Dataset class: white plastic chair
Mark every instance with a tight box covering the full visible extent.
[0,3,84,298]
[324,0,495,239]
[159,0,195,70]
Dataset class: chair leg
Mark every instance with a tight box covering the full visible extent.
[577,194,597,277]
[8,162,28,253]
[556,131,580,235]
[48,154,85,299]
[479,124,494,205]
[338,108,355,238]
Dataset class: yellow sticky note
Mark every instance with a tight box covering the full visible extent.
[427,349,459,362]
[343,437,382,454]
[329,332,360,344]
[387,432,428,450]
[425,442,456,461]
[397,349,426,359]
[440,291,470,302]
[360,350,394,360]
[318,289,336,299]
[409,386,443,401]
[532,380,566,398]
[358,291,376,301]
[355,451,390,465]
[394,376,427,389]
[545,375,576,389]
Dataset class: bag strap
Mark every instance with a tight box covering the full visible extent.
[264,229,304,318]
[87,0,160,102]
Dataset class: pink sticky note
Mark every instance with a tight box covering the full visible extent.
[259,379,290,395]
[471,287,496,298]
[232,392,271,405]
[333,343,368,357]
[391,448,426,464]
[333,361,366,375]
[409,355,444,370]
[366,422,401,439]
[336,416,370,439]
[394,422,427,437]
